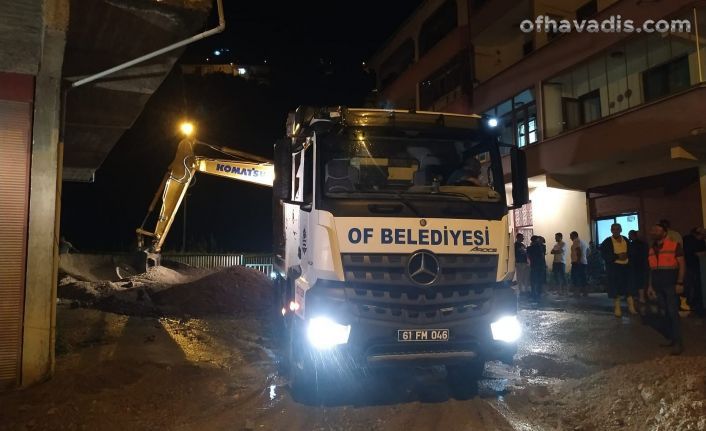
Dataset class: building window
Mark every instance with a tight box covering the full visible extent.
[579,89,601,124]
[643,56,690,102]
[419,54,469,110]
[379,39,415,90]
[543,8,701,139]
[484,88,537,151]
[513,202,534,247]
[419,0,458,57]
[513,202,533,228]
[595,213,639,244]
[517,109,537,148]
[575,0,597,21]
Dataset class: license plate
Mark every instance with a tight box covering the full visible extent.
[397,329,450,342]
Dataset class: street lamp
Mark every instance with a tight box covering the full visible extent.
[178,120,195,251]
[179,121,195,137]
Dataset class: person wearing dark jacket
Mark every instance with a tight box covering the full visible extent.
[683,227,706,313]
[601,223,636,317]
[515,233,530,294]
[628,230,649,313]
[527,235,546,302]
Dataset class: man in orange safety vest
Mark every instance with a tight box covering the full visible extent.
[647,223,686,355]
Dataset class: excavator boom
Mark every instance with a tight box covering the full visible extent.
[136,139,273,260]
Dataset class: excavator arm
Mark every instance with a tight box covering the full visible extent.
[136,139,273,260]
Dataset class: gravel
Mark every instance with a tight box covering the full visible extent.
[520,356,706,430]
[58,265,273,317]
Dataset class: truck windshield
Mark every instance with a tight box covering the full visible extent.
[320,127,504,203]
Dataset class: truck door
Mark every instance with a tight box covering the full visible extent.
[294,139,314,279]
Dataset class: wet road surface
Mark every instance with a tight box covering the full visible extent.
[179,293,706,431]
[1,294,704,431]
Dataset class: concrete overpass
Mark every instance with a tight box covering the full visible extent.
[0,0,214,389]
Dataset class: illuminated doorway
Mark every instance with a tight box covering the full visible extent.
[595,213,639,244]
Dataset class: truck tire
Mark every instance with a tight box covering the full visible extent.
[447,359,485,400]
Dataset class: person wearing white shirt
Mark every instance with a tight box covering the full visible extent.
[550,233,567,294]
[570,231,589,296]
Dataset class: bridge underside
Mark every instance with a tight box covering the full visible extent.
[62,0,211,182]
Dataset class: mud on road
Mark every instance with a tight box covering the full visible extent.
[1,265,705,431]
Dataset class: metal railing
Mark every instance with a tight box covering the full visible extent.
[162,253,274,276]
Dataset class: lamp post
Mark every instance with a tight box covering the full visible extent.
[179,120,195,252]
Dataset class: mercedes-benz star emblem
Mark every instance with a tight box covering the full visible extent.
[407,251,440,286]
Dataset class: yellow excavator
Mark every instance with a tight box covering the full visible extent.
[136,138,274,266]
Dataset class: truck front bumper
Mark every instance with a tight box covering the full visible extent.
[300,280,519,368]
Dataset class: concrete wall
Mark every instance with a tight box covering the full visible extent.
[475,35,526,84]
[21,0,68,387]
[528,184,590,271]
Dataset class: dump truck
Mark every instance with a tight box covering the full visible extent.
[273,107,529,399]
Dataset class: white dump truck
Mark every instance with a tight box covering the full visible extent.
[273,106,529,399]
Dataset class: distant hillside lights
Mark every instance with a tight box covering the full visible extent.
[180,63,270,83]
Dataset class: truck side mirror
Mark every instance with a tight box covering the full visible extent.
[273,139,292,201]
[510,146,529,209]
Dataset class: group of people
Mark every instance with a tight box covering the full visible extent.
[514,231,592,301]
[601,220,704,355]
[514,219,705,356]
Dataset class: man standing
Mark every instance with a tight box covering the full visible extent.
[601,223,637,317]
[551,233,567,294]
[682,227,706,314]
[628,230,649,312]
[647,223,686,355]
[515,233,530,295]
[569,231,589,296]
[527,235,545,302]
[660,219,689,313]
[587,241,605,286]
[659,219,683,245]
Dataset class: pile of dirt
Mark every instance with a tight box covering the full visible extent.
[58,275,159,316]
[59,253,128,282]
[131,265,192,285]
[58,266,272,317]
[151,266,273,316]
[522,356,706,430]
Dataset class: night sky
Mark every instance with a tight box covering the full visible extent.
[60,1,423,253]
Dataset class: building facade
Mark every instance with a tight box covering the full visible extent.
[370,0,706,264]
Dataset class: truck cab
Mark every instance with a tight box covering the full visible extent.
[273,106,529,399]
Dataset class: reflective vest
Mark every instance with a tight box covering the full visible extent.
[648,238,678,270]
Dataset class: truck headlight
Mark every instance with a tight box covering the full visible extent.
[306,316,351,350]
[490,315,522,343]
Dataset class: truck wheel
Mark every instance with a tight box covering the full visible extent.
[288,318,319,404]
[447,360,485,400]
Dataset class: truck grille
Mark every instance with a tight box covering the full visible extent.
[344,283,492,323]
[339,253,498,323]
[341,253,498,287]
